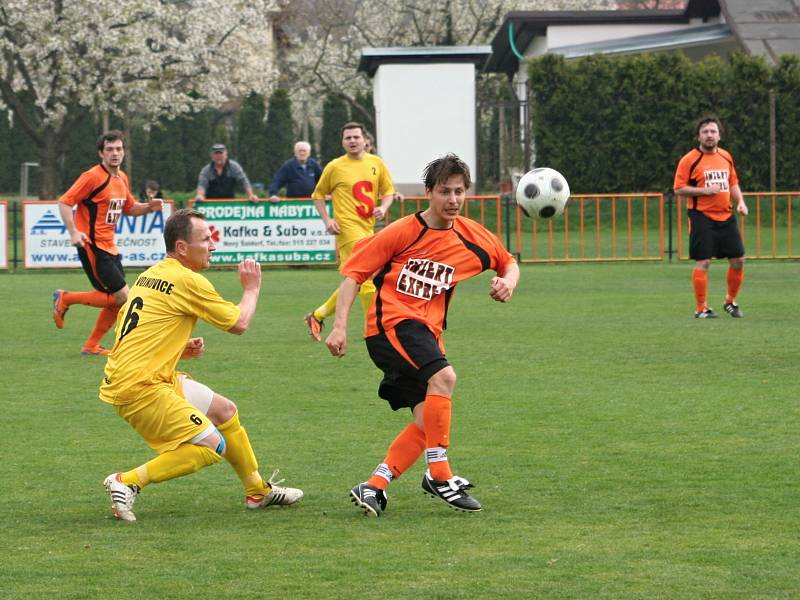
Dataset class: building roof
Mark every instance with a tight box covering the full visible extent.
[485,0,724,75]
[551,22,736,60]
[721,0,800,63]
[358,46,493,78]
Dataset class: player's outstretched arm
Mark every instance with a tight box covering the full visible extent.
[229,259,261,335]
[489,260,520,303]
[325,277,359,357]
[127,199,163,216]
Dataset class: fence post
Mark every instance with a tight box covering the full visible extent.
[13,199,19,271]
[667,192,674,263]
[503,193,518,259]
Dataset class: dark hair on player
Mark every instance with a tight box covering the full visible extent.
[165,208,205,252]
[422,154,472,191]
[340,121,366,136]
[695,114,724,136]
[97,130,126,152]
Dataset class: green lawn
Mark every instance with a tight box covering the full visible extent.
[1,262,798,599]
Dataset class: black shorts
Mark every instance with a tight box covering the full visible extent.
[688,210,745,260]
[365,319,450,411]
[77,245,126,294]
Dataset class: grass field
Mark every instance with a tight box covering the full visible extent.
[1,262,798,599]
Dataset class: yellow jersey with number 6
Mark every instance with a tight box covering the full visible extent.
[99,257,240,405]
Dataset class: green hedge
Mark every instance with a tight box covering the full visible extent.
[527,52,800,193]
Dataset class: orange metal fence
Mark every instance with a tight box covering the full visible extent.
[5,192,799,269]
[675,192,800,260]
[514,193,665,262]
[389,194,665,262]
[391,195,503,238]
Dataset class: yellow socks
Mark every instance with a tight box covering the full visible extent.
[218,411,267,497]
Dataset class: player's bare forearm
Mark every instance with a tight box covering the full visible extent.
[490,261,520,302]
[314,198,339,233]
[326,277,359,357]
[230,260,261,335]
[675,185,719,197]
[59,202,88,246]
[373,194,395,220]
[731,185,748,215]
[127,200,162,216]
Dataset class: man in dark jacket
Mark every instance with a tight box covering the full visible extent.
[195,144,260,204]
[268,141,322,201]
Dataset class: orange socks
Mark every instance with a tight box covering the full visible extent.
[692,268,708,312]
[84,305,120,349]
[367,422,426,490]
[63,290,117,308]
[367,395,455,489]
[423,394,453,481]
[726,268,744,304]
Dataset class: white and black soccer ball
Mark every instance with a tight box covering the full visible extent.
[515,167,570,220]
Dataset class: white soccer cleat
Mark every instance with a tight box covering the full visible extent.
[103,472,139,522]
[245,469,304,508]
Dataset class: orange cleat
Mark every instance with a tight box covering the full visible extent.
[303,312,323,342]
[52,289,68,329]
[81,345,111,356]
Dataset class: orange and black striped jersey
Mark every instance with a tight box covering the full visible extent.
[342,212,515,339]
[59,164,136,254]
[674,147,739,222]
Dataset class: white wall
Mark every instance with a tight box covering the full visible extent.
[374,63,477,194]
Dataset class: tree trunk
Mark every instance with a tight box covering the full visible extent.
[38,138,63,200]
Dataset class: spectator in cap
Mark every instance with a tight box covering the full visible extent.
[195,144,260,204]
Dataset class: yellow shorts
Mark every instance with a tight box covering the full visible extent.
[114,377,215,454]
[337,232,372,274]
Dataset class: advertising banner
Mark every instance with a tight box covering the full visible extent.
[0,201,7,269]
[193,199,336,265]
[24,201,174,269]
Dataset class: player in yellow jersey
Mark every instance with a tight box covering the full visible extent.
[99,208,303,522]
[303,122,396,341]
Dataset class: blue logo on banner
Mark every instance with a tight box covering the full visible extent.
[31,210,66,235]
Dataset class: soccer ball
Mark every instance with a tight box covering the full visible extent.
[515,168,570,220]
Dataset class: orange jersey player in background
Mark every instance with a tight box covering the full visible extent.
[326,154,520,516]
[674,115,748,319]
[52,130,163,354]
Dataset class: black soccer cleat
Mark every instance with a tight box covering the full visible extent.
[694,307,719,319]
[723,302,744,318]
[350,482,387,517]
[421,470,482,512]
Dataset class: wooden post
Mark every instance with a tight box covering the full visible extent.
[770,89,776,192]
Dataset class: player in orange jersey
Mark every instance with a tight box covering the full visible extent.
[325,154,520,515]
[674,115,748,319]
[52,130,163,354]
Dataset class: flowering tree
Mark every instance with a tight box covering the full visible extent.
[277,0,613,129]
[0,0,279,198]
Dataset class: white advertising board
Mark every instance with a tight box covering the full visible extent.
[0,201,7,269]
[193,199,336,265]
[24,201,174,269]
